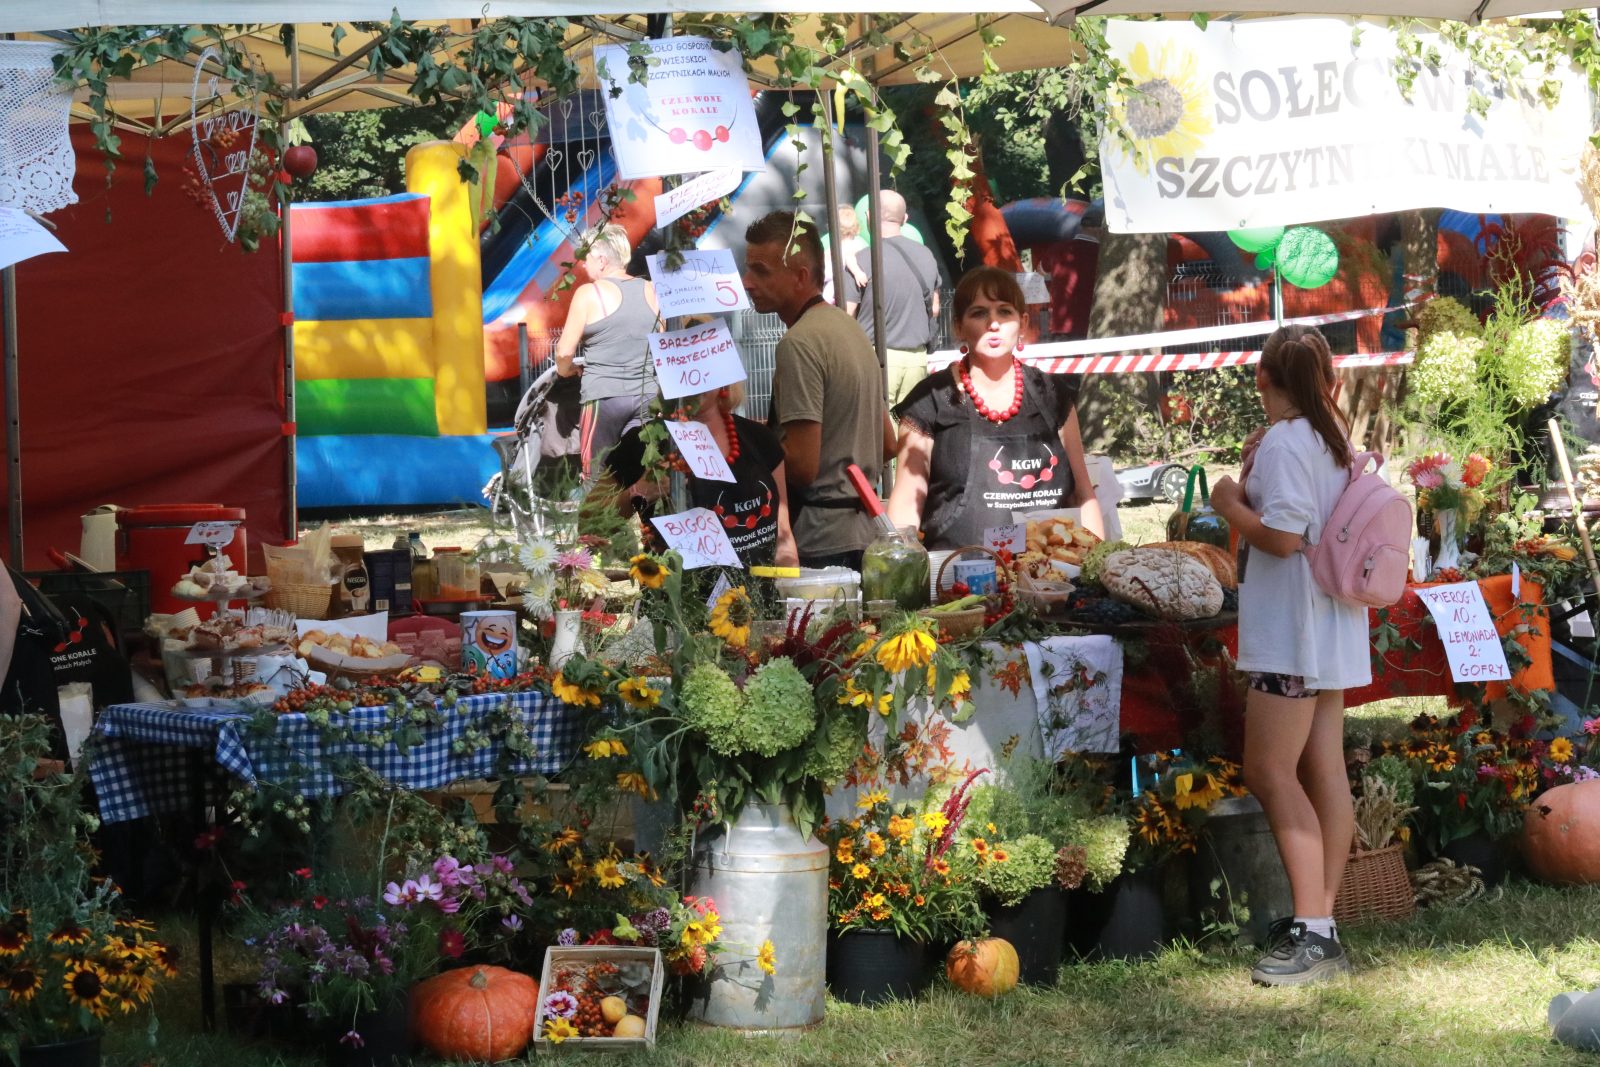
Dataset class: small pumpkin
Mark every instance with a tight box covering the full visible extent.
[945,937,1019,997]
[1523,779,1600,885]
[412,965,541,1062]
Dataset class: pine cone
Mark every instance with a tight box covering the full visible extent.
[1054,845,1088,891]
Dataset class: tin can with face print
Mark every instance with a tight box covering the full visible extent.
[460,609,519,678]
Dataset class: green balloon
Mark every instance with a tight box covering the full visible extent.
[1275,226,1340,289]
[475,111,498,138]
[1228,226,1285,253]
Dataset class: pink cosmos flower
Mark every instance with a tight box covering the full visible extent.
[382,880,418,907]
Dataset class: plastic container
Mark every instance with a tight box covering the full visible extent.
[116,504,248,615]
[434,548,480,599]
[773,567,860,602]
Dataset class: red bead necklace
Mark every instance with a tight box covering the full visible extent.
[959,358,1025,423]
[719,412,740,464]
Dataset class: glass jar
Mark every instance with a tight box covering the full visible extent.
[861,526,930,611]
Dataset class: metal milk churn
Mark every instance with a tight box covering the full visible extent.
[687,802,828,1030]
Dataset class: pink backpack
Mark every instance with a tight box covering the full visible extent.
[1304,451,1412,608]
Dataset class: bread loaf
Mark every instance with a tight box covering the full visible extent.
[1145,540,1238,589]
[1101,548,1224,621]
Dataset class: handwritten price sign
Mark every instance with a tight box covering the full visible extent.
[664,420,736,483]
[647,249,750,317]
[983,523,1025,554]
[654,168,742,229]
[1415,582,1511,682]
[650,508,742,569]
[648,319,747,400]
[184,521,239,548]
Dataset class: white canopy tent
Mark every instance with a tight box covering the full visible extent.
[0,0,1578,33]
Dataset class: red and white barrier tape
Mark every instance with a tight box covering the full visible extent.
[928,293,1424,374]
[1019,349,1414,375]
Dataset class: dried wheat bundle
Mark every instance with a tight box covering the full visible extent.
[1354,774,1417,851]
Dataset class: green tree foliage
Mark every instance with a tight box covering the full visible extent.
[299,106,463,202]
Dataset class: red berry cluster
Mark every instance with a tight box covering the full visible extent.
[555,190,586,225]
[179,163,212,210]
[1432,567,1466,584]
[675,205,713,241]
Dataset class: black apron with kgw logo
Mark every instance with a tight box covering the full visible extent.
[898,364,1077,551]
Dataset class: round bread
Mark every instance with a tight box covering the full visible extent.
[1145,540,1238,589]
[1101,547,1224,621]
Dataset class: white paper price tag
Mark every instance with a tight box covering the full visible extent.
[185,521,239,548]
[706,571,733,612]
[654,168,743,229]
[984,523,1025,554]
[664,419,736,483]
[647,249,750,317]
[649,319,747,400]
[0,207,66,271]
[1414,582,1511,683]
[651,508,742,569]
[1015,271,1051,305]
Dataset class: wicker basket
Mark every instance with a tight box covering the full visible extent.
[918,605,988,638]
[1333,844,1416,925]
[933,544,1013,596]
[265,582,334,621]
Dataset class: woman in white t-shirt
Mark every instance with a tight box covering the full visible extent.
[1211,324,1371,988]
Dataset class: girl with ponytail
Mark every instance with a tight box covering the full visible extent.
[1210,324,1372,987]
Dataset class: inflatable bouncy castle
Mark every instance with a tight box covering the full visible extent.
[292,141,499,507]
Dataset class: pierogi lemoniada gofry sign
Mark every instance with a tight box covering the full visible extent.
[596,37,764,180]
[1097,18,1590,233]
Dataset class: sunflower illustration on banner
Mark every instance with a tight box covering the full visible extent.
[1113,41,1213,176]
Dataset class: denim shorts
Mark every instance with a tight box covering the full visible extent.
[1246,672,1320,699]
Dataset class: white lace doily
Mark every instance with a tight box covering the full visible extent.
[0,41,77,216]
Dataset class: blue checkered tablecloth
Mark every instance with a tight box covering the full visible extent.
[88,691,584,824]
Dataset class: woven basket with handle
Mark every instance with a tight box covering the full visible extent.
[921,546,1012,638]
[1333,844,1416,925]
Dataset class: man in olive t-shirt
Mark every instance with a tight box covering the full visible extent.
[743,210,892,568]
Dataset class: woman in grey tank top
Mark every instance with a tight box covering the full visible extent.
[555,224,662,475]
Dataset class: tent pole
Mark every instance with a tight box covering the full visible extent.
[283,27,299,543]
[4,265,19,564]
[819,89,847,307]
[866,123,888,496]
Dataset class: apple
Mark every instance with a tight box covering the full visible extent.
[283,145,318,180]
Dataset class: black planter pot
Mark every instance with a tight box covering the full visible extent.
[19,1034,100,1067]
[825,930,934,1005]
[1438,832,1510,888]
[323,998,412,1067]
[223,982,305,1043]
[1066,867,1169,962]
[986,887,1067,986]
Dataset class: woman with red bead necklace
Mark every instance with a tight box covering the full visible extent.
[887,266,1103,548]
[605,381,799,569]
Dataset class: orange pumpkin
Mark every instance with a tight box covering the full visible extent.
[1523,780,1600,885]
[411,965,541,1062]
[945,937,1019,997]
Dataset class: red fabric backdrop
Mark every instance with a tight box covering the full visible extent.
[0,127,288,570]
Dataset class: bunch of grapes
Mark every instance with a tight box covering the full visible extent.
[1064,591,1146,626]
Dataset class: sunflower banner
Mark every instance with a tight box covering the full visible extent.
[1098,17,1589,234]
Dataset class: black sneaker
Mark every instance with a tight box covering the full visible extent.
[1250,922,1351,986]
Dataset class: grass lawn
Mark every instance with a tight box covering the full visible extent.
[109,877,1600,1067]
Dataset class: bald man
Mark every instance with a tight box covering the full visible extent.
[840,189,942,411]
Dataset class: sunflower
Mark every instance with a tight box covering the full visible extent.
[930,858,951,876]
[708,587,753,649]
[551,872,582,898]
[856,789,888,810]
[1403,738,1434,761]
[545,827,583,853]
[971,837,989,855]
[1133,803,1167,846]
[148,942,179,979]
[1548,737,1576,763]
[757,938,777,976]
[865,832,887,858]
[583,738,628,759]
[62,960,111,1018]
[592,857,627,889]
[48,922,92,948]
[851,863,872,880]
[550,672,602,709]
[3,965,43,1002]
[875,627,936,674]
[839,678,892,716]
[835,841,855,865]
[0,923,28,956]
[636,856,668,888]
[618,677,662,709]
[1172,772,1226,811]
[617,771,656,799]
[115,917,156,934]
[1427,745,1459,773]
[1115,41,1214,173]
[629,554,667,589]
[104,979,145,1015]
[922,810,949,835]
